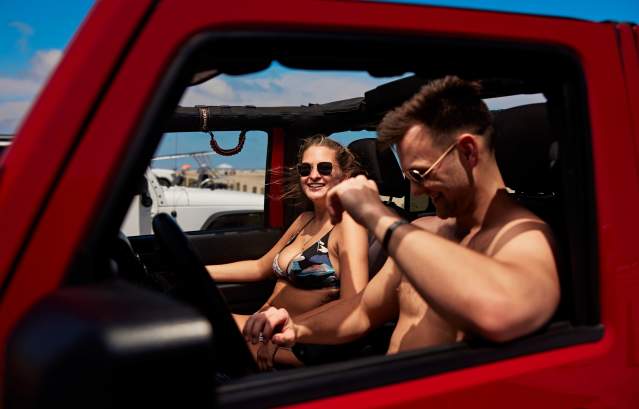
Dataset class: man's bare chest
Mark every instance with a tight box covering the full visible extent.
[397,276,428,317]
[391,277,460,353]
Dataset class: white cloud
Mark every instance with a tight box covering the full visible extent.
[181,71,547,111]
[0,48,63,133]
[0,77,41,98]
[180,71,384,107]
[0,49,63,99]
[27,49,63,79]
[485,94,547,110]
[180,77,237,106]
[0,101,32,134]
[9,21,34,53]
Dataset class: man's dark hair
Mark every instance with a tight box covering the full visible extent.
[377,76,493,149]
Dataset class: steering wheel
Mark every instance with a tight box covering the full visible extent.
[151,213,257,377]
[111,232,149,282]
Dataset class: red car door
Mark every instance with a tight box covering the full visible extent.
[2,0,638,407]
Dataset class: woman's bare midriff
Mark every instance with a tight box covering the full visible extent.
[270,283,339,317]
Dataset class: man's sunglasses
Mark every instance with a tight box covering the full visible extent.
[404,142,457,184]
[297,161,333,177]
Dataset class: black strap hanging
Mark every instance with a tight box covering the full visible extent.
[209,130,246,156]
[198,105,246,156]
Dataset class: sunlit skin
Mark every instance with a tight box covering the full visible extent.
[207,144,369,370]
[244,124,559,354]
[299,146,344,203]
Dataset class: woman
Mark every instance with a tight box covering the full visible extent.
[206,135,369,370]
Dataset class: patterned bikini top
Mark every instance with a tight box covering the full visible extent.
[272,218,338,290]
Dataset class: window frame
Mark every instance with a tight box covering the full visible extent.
[80,28,601,406]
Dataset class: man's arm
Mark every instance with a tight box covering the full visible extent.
[327,176,560,342]
[387,217,559,342]
[244,257,401,346]
[334,211,370,298]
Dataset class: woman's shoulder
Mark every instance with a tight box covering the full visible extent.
[335,211,359,227]
[288,211,314,230]
[333,211,366,238]
[298,211,314,224]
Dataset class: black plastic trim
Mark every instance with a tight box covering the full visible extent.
[201,210,264,231]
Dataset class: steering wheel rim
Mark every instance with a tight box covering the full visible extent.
[151,213,257,377]
[111,231,150,284]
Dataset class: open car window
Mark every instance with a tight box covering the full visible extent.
[29,20,598,409]
[121,129,268,235]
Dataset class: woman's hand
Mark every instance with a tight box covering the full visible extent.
[256,341,279,371]
[244,307,297,347]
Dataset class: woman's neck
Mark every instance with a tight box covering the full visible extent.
[311,201,332,225]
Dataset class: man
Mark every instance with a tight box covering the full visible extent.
[244,76,560,358]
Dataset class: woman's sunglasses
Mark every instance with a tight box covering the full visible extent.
[297,161,333,177]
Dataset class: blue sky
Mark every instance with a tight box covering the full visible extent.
[389,0,639,23]
[2,0,638,168]
[0,0,93,133]
[0,1,93,75]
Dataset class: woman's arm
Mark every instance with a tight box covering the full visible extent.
[206,212,312,282]
[334,211,370,299]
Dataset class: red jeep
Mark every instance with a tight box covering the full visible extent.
[1,0,638,407]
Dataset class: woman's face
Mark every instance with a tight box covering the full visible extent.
[299,145,344,203]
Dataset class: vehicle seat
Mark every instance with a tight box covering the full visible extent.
[492,102,571,322]
[347,138,409,276]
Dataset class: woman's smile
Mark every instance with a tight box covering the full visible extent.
[306,182,327,191]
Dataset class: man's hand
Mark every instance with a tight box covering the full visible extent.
[326,175,384,225]
[243,307,297,347]
[256,342,279,372]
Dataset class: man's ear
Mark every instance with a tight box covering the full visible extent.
[457,134,479,168]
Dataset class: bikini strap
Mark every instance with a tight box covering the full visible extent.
[323,224,336,245]
[321,225,336,241]
[285,214,315,244]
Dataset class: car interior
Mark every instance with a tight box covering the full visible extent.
[5,32,603,408]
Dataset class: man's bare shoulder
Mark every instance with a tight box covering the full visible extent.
[487,199,558,260]
[501,200,555,238]
[411,215,456,238]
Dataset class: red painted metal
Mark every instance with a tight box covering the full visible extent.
[0,0,153,285]
[0,0,154,376]
[268,128,286,228]
[617,24,639,189]
[1,0,638,406]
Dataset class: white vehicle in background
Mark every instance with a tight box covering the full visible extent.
[121,168,263,236]
[151,168,176,187]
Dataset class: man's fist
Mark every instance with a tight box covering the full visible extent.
[243,307,297,347]
[326,175,383,225]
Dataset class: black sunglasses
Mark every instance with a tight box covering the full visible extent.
[297,161,333,176]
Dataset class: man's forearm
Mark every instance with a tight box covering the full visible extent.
[294,292,372,345]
